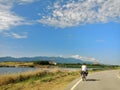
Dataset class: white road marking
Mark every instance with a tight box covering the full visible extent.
[70,79,82,90]
[117,75,120,79]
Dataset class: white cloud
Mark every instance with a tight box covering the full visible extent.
[0,0,36,38]
[3,32,28,39]
[39,0,120,28]
[71,54,99,63]
[0,0,35,4]
[18,0,36,5]
[0,0,32,32]
[11,33,28,39]
[0,6,25,31]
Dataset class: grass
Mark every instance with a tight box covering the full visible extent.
[0,70,48,85]
[0,69,80,90]
[1,62,119,90]
[1,61,120,69]
[0,62,34,67]
[0,61,57,68]
[0,67,113,90]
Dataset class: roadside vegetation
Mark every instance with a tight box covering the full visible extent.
[0,62,34,67]
[57,63,120,70]
[0,61,120,69]
[0,69,80,90]
[0,61,120,90]
[0,68,111,90]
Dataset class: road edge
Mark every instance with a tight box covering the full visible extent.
[70,79,82,90]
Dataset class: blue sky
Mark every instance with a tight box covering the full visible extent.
[0,0,120,65]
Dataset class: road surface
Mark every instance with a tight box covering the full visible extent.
[65,70,120,90]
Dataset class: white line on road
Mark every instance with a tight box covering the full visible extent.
[117,75,120,79]
[70,79,82,90]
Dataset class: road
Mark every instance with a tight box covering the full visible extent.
[65,70,120,90]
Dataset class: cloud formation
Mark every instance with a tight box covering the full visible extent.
[0,3,24,32]
[71,54,99,63]
[3,32,28,39]
[17,0,35,5]
[0,0,36,32]
[0,0,36,38]
[0,0,35,5]
[39,0,120,28]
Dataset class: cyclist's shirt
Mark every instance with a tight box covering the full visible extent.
[81,65,87,71]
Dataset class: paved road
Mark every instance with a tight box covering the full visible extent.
[65,70,120,90]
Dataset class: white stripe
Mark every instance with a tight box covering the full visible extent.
[117,75,120,79]
[70,79,82,90]
[116,73,120,79]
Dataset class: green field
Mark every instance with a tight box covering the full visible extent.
[0,61,120,90]
[0,61,119,69]
[0,69,80,90]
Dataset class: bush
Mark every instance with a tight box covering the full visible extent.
[33,60,50,65]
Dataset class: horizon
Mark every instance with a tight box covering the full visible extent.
[0,55,119,65]
[0,0,120,65]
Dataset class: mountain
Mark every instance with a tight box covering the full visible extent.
[0,56,93,64]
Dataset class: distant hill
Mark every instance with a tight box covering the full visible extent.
[0,56,94,64]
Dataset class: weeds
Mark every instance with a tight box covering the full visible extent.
[0,70,47,86]
[0,69,78,86]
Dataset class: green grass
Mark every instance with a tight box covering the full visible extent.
[0,69,80,90]
[0,68,112,90]
[0,70,48,86]
[0,62,119,90]
[1,61,120,69]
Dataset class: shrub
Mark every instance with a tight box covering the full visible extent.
[33,61,50,65]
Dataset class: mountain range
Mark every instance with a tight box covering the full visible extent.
[0,56,94,64]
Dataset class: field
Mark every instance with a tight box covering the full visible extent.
[0,61,120,90]
[0,61,120,69]
[0,62,34,67]
[0,69,80,90]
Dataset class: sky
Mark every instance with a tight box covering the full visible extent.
[0,0,120,65]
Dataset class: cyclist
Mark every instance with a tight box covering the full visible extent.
[80,63,88,80]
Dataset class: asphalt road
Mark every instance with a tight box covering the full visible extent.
[65,70,120,90]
